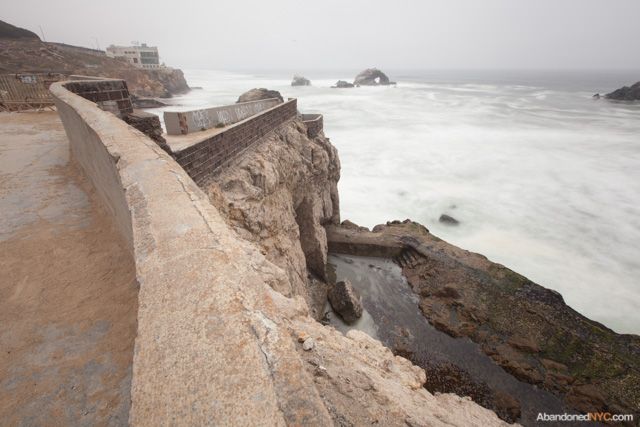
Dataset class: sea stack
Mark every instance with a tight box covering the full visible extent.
[353,68,395,86]
[291,75,311,86]
[332,80,354,88]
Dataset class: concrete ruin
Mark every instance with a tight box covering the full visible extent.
[163,98,281,135]
[0,77,513,426]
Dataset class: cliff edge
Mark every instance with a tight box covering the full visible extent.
[205,118,340,317]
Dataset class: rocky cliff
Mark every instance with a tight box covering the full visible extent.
[0,36,189,98]
[204,118,340,318]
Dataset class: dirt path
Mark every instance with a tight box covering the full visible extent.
[0,112,138,426]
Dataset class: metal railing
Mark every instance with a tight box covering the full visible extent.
[0,73,66,112]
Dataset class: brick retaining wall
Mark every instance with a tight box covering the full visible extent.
[64,80,133,118]
[174,99,297,185]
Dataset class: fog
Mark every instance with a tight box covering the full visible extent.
[4,0,640,70]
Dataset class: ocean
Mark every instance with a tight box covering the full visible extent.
[151,69,640,335]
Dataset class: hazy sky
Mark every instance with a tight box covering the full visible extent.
[4,0,640,70]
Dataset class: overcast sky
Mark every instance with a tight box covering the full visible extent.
[4,0,640,70]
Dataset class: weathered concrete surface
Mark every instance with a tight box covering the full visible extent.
[164,98,280,135]
[0,112,137,425]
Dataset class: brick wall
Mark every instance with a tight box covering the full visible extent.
[123,110,169,152]
[63,80,133,118]
[173,99,297,185]
[301,114,323,138]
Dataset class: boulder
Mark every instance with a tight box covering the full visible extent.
[439,214,460,226]
[353,68,395,86]
[605,81,640,101]
[237,88,284,103]
[328,280,363,324]
[332,80,354,88]
[291,75,311,86]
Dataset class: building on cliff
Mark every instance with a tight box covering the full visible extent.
[106,43,162,69]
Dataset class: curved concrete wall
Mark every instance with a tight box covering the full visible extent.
[50,81,331,425]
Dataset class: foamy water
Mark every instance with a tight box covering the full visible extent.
[152,69,640,334]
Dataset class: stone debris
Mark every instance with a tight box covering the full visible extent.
[302,337,315,351]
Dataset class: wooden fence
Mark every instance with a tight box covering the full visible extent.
[0,73,66,111]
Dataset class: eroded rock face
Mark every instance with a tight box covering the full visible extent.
[606,81,640,101]
[327,279,363,323]
[236,88,284,103]
[291,75,311,86]
[326,220,640,416]
[289,315,514,427]
[205,119,340,317]
[354,68,395,86]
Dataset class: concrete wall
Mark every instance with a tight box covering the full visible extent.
[164,98,280,135]
[49,80,331,425]
[52,83,134,251]
[302,113,323,138]
[174,98,298,185]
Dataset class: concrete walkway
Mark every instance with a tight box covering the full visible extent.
[0,112,137,426]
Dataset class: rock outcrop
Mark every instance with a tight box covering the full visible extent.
[439,213,459,225]
[606,81,640,101]
[0,19,40,40]
[291,75,311,86]
[354,68,395,86]
[326,220,640,417]
[332,80,355,88]
[290,312,513,427]
[204,118,340,317]
[327,279,363,323]
[236,87,284,103]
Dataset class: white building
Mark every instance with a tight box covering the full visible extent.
[105,43,162,70]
